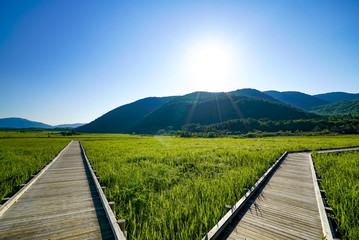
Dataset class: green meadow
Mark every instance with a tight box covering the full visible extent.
[313,151,359,240]
[0,132,143,200]
[1,133,358,239]
[82,135,359,239]
[0,137,69,199]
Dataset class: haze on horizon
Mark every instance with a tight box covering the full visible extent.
[1,0,358,125]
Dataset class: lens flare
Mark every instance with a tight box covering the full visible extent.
[186,40,234,91]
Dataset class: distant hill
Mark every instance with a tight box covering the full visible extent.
[55,123,86,128]
[78,91,318,134]
[231,88,278,102]
[0,118,87,129]
[311,99,359,117]
[0,118,53,128]
[314,92,359,103]
[264,91,328,110]
[77,96,177,133]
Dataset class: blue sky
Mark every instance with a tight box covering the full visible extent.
[1,0,358,125]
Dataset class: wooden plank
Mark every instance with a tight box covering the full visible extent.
[202,152,289,240]
[214,152,323,240]
[316,146,359,154]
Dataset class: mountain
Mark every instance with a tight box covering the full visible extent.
[0,118,53,128]
[77,96,177,133]
[55,123,86,128]
[0,118,87,129]
[314,92,359,103]
[78,91,318,134]
[231,88,278,102]
[311,99,359,117]
[132,92,317,133]
[264,91,328,110]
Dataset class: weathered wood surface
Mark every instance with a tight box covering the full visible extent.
[0,141,116,240]
[217,152,323,240]
[317,146,359,154]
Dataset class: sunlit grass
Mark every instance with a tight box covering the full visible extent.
[0,138,69,199]
[0,132,140,200]
[82,135,359,239]
[1,133,358,239]
[313,151,359,240]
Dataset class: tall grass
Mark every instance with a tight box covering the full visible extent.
[313,151,359,240]
[82,135,359,239]
[1,133,358,239]
[0,138,69,199]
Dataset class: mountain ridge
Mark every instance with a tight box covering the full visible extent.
[231,88,279,102]
[264,90,328,110]
[77,96,177,133]
[311,99,359,117]
[0,118,53,129]
[0,118,86,129]
[314,92,359,103]
[78,90,319,134]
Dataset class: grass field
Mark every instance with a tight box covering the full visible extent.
[0,138,69,199]
[0,132,139,200]
[1,133,358,239]
[313,151,359,240]
[82,135,359,240]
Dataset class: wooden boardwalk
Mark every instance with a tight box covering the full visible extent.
[0,141,124,240]
[317,146,359,154]
[215,152,324,240]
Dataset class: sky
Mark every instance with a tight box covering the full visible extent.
[1,0,358,125]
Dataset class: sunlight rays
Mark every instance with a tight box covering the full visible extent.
[215,93,223,123]
[225,92,243,119]
[185,92,202,125]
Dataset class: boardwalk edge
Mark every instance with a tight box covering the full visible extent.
[313,146,359,239]
[202,151,289,240]
[0,140,74,216]
[204,146,359,240]
[79,141,127,240]
[308,153,334,240]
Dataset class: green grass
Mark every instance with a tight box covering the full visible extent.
[0,132,136,200]
[1,133,358,239]
[82,135,359,240]
[0,138,70,199]
[313,151,359,240]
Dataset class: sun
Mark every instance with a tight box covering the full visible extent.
[186,40,234,91]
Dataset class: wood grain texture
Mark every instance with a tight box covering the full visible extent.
[0,141,115,240]
[218,152,323,240]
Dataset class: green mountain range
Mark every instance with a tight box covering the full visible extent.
[311,99,359,117]
[264,91,328,110]
[0,118,53,129]
[5,88,357,134]
[314,92,359,103]
[0,118,86,129]
[77,90,318,134]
